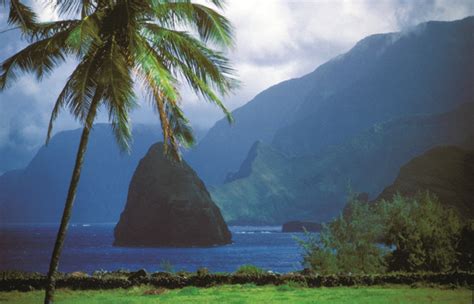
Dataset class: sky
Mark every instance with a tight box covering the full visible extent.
[0,0,473,169]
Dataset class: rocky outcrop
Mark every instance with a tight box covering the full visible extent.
[114,143,231,247]
[281,221,322,233]
[375,146,474,219]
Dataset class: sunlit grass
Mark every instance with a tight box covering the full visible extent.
[0,285,471,304]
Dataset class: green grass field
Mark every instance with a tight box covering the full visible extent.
[0,285,471,304]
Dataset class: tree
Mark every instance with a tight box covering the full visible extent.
[378,193,461,272]
[299,192,463,274]
[298,195,387,274]
[456,220,474,272]
[0,1,237,303]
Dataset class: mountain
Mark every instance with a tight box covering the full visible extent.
[212,102,474,224]
[185,68,319,185]
[0,147,34,175]
[188,16,474,185]
[2,17,473,224]
[376,146,474,219]
[114,143,231,247]
[0,124,162,223]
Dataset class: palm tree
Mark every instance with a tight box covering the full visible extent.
[0,1,237,303]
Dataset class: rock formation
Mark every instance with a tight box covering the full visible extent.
[114,143,231,247]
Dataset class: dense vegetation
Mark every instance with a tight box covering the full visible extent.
[299,193,473,274]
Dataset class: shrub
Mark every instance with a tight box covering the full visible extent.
[196,267,209,277]
[298,194,386,274]
[235,265,265,276]
[378,193,461,272]
[297,231,338,275]
[299,192,464,274]
[456,220,474,272]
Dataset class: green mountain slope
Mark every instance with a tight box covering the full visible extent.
[375,146,474,219]
[273,17,474,156]
[189,17,474,185]
[212,102,474,224]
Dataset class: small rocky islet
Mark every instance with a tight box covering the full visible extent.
[114,143,231,247]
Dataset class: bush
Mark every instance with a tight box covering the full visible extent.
[297,231,338,275]
[298,194,386,274]
[378,193,461,272]
[235,265,265,276]
[196,267,209,277]
[456,220,474,272]
[299,192,464,274]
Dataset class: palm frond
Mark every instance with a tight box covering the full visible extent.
[65,13,102,55]
[54,0,96,18]
[4,0,237,160]
[207,0,226,10]
[6,0,38,33]
[100,38,137,152]
[152,1,234,47]
[135,37,189,160]
[30,20,81,39]
[46,50,99,143]
[0,30,72,90]
[143,25,236,122]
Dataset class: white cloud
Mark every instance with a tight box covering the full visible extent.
[29,0,59,21]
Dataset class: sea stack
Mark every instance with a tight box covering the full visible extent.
[114,143,231,247]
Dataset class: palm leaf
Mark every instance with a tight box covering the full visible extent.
[0,30,73,89]
[5,0,38,33]
[152,1,233,47]
[100,38,137,152]
[46,49,99,143]
[143,25,236,122]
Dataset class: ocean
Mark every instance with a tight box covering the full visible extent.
[0,224,306,274]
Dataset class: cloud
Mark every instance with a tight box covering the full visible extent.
[0,0,473,171]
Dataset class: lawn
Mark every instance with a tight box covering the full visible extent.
[0,285,471,304]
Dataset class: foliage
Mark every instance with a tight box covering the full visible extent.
[299,192,465,274]
[298,194,387,274]
[235,265,265,276]
[377,193,461,272]
[196,267,209,277]
[456,220,474,272]
[0,0,238,159]
[297,230,338,275]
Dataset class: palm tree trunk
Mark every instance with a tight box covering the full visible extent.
[44,91,102,304]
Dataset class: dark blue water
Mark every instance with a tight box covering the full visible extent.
[0,224,306,274]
